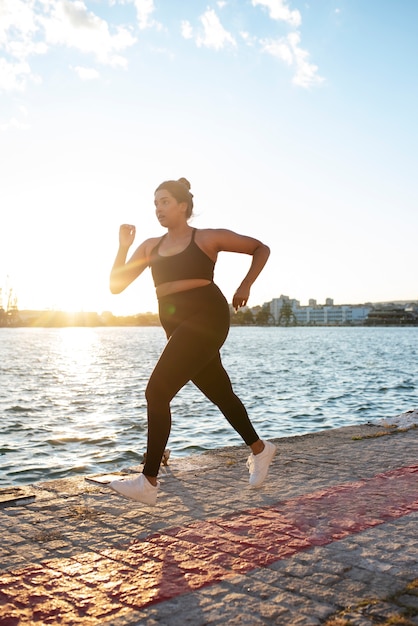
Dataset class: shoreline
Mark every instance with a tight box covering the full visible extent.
[1,411,416,499]
[1,409,417,493]
[0,418,417,625]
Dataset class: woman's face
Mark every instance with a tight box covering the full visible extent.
[154,189,187,227]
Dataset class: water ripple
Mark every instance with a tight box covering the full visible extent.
[1,326,417,486]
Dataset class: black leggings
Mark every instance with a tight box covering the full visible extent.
[143,283,259,477]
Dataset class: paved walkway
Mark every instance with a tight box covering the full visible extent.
[0,422,417,626]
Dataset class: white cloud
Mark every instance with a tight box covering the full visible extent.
[0,0,137,92]
[0,57,33,92]
[287,31,324,87]
[261,32,323,88]
[0,105,30,132]
[133,0,159,30]
[7,38,48,60]
[254,2,322,88]
[261,38,293,65]
[0,117,27,131]
[252,0,301,27]
[39,1,136,67]
[181,20,193,40]
[240,31,258,47]
[196,9,236,51]
[0,0,46,91]
[0,0,39,49]
[0,1,323,94]
[72,65,100,80]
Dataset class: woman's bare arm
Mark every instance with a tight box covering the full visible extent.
[199,229,270,310]
[109,225,154,294]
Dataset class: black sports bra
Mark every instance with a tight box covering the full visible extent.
[149,229,215,288]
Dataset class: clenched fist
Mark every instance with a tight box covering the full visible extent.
[119,224,136,248]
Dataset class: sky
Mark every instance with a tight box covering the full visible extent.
[1,0,417,316]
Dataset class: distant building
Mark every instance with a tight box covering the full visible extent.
[267,295,372,326]
[269,295,300,323]
[365,303,418,325]
[296,304,372,325]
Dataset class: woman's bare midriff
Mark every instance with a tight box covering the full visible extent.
[156,279,212,299]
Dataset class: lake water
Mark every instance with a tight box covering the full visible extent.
[1,326,417,487]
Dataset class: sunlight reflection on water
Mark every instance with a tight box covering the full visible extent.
[1,326,417,486]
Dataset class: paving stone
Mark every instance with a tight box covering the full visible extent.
[0,423,417,625]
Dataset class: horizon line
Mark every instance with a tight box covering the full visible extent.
[5,297,418,318]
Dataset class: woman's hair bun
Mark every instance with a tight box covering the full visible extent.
[177,177,191,191]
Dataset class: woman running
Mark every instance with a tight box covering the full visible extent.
[109,177,276,505]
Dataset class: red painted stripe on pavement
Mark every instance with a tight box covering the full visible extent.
[0,465,417,624]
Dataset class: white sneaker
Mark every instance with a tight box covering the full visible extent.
[109,473,159,506]
[247,441,277,488]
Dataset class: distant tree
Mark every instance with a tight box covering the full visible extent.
[243,309,255,325]
[278,302,297,326]
[230,309,244,325]
[230,308,254,325]
[255,307,274,326]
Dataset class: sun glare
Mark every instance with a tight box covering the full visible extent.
[58,326,98,364]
